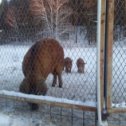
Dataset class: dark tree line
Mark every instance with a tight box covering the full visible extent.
[0,0,97,43]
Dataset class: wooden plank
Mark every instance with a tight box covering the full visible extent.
[0,90,96,112]
[106,0,114,112]
[108,108,126,113]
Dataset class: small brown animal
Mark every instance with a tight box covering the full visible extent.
[64,57,72,73]
[19,38,64,110]
[76,58,86,73]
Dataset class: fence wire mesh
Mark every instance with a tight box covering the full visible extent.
[0,0,97,126]
[112,0,126,106]
[0,0,97,102]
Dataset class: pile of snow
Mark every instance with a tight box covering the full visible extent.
[0,112,56,126]
[112,102,126,108]
[0,90,96,108]
[0,113,10,126]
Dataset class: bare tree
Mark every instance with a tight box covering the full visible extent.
[44,0,72,39]
[29,0,47,25]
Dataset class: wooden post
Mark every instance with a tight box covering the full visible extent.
[105,0,114,113]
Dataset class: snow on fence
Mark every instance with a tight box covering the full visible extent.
[0,90,96,111]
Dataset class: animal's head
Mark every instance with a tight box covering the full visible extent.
[64,57,72,73]
[77,65,84,73]
[19,78,48,96]
[76,59,85,73]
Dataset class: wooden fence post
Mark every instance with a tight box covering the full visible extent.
[105,0,114,113]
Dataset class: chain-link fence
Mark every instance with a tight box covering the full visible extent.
[105,0,126,125]
[0,0,97,45]
[0,0,97,102]
[112,0,126,106]
[1,0,126,125]
[0,0,97,126]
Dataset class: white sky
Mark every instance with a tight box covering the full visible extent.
[0,0,2,4]
[0,0,11,4]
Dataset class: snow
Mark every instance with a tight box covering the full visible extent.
[0,113,31,126]
[0,113,11,126]
[0,43,97,126]
[0,112,57,126]
[0,44,97,102]
[112,46,126,103]
[112,102,126,108]
[0,90,96,107]
[0,43,126,103]
[0,42,126,125]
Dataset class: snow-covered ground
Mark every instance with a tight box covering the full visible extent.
[0,44,97,101]
[112,46,126,104]
[0,43,97,126]
[0,42,126,125]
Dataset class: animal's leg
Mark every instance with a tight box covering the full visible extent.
[19,78,30,94]
[29,103,39,111]
[58,73,63,88]
[52,74,57,87]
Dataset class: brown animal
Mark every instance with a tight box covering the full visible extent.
[76,58,86,73]
[19,38,64,110]
[64,57,72,73]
